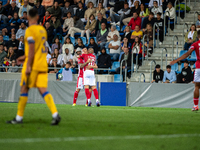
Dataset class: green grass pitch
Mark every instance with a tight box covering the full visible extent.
[1,103,200,150]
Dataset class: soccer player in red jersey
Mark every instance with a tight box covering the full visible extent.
[80,48,100,107]
[170,30,200,111]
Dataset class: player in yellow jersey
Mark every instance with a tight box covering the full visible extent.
[7,8,61,125]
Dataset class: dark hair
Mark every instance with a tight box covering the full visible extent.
[155,64,160,68]
[124,2,128,5]
[66,61,71,66]
[78,2,83,7]
[153,1,158,4]
[184,60,189,64]
[197,30,200,36]
[52,48,59,58]
[77,37,84,46]
[65,0,70,4]
[166,65,171,69]
[54,37,61,50]
[73,16,80,25]
[140,3,147,11]
[64,37,72,44]
[157,12,162,16]
[149,12,154,16]
[23,11,27,14]
[133,12,139,16]
[28,8,38,18]
[0,34,3,37]
[89,14,95,20]
[190,24,196,31]
[132,36,141,47]
[67,12,71,17]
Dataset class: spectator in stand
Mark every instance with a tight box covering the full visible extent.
[98,48,111,74]
[62,37,74,54]
[49,57,61,73]
[108,34,121,61]
[7,34,19,53]
[47,1,61,19]
[55,0,64,7]
[87,37,99,55]
[66,16,84,38]
[8,2,19,20]
[151,1,163,18]
[184,24,197,50]
[62,48,73,65]
[41,0,54,8]
[17,35,24,57]
[95,3,106,19]
[165,2,175,31]
[50,15,62,34]
[96,22,109,50]
[18,0,33,19]
[72,47,81,66]
[155,12,164,45]
[7,60,19,73]
[83,2,96,22]
[29,0,35,6]
[143,23,153,53]
[85,0,97,7]
[107,25,121,43]
[177,60,193,83]
[148,0,162,8]
[92,12,107,36]
[40,10,51,26]
[20,11,28,26]
[121,37,132,53]
[116,47,132,81]
[163,65,176,83]
[139,3,149,25]
[0,44,7,66]
[130,0,140,14]
[129,0,141,8]
[127,12,141,30]
[131,36,143,66]
[56,62,73,81]
[141,12,154,32]
[46,47,51,65]
[7,47,16,61]
[51,48,63,66]
[34,1,45,22]
[45,22,54,45]
[16,22,27,40]
[75,2,85,19]
[63,12,74,34]
[74,38,85,52]
[110,2,131,26]
[0,35,6,48]
[82,14,96,42]
[131,25,143,41]
[0,2,8,24]
[2,0,10,9]
[121,26,132,43]
[52,37,63,54]
[9,0,21,8]
[61,1,74,23]
[196,14,200,30]
[151,64,164,83]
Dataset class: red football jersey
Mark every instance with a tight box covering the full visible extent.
[77,57,84,77]
[80,53,96,71]
[190,41,200,69]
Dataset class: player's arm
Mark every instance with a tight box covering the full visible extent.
[16,55,25,65]
[87,63,98,69]
[170,48,194,65]
[80,59,91,68]
[26,42,35,76]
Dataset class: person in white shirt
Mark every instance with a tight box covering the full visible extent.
[108,34,121,61]
[165,2,175,31]
[148,0,162,8]
[151,1,163,18]
[62,48,73,66]
[46,47,51,65]
[56,62,73,81]
[129,0,141,8]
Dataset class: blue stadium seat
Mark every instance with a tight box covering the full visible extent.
[177,63,191,74]
[188,51,197,61]
[119,51,124,61]
[179,50,188,61]
[193,63,196,69]
[171,63,178,72]
[114,74,122,82]
[106,49,110,54]
[74,33,81,36]
[110,61,120,72]
[87,37,97,45]
[70,37,75,45]
[80,37,87,45]
[116,25,120,32]
[122,25,126,32]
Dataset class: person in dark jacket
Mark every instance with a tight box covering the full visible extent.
[116,47,132,81]
[87,37,99,55]
[96,22,109,50]
[151,64,164,83]
[6,34,19,53]
[98,48,111,74]
[75,2,85,19]
[177,60,193,83]
[34,1,45,22]
[91,12,107,35]
[141,12,155,32]
[45,22,54,45]
[40,10,51,26]
[8,2,19,20]
[154,12,164,44]
[61,0,74,23]
[50,15,62,34]
[47,1,61,19]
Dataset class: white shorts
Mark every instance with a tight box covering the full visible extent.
[194,69,200,82]
[84,70,96,86]
[76,77,84,89]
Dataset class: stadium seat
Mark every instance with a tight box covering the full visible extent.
[179,50,188,61]
[193,63,196,69]
[122,25,126,32]
[188,51,197,61]
[110,61,120,72]
[171,63,178,72]
[119,51,124,61]
[74,33,81,36]
[116,25,120,32]
[106,49,110,54]
[79,37,87,45]
[70,37,75,45]
[114,74,122,82]
[87,37,97,45]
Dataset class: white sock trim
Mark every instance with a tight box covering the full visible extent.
[16,115,23,121]
[52,112,58,118]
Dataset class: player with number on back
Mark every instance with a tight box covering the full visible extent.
[170,30,200,111]
[80,48,100,107]
[7,8,61,125]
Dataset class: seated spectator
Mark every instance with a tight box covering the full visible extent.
[66,16,84,38]
[141,12,154,32]
[51,48,63,66]
[121,37,132,54]
[51,37,63,54]
[62,48,73,66]
[8,2,19,20]
[0,35,6,50]
[129,0,141,9]
[96,22,109,50]
[29,0,36,6]
[46,47,51,65]
[7,60,19,72]
[49,57,61,73]
[143,23,153,53]
[16,22,27,40]
[56,62,73,81]
[18,0,33,19]
[40,11,51,26]
[7,47,16,61]
[62,37,74,54]
[163,65,176,83]
[41,0,54,8]
[121,26,132,43]
[9,0,21,8]
[111,2,131,26]
[131,36,143,66]
[127,12,141,30]
[85,0,97,7]
[184,24,197,50]
[69,58,76,73]
[165,2,175,31]
[45,22,54,45]
[98,48,111,74]
[34,1,45,21]
[0,2,8,24]
[7,34,19,54]
[92,12,107,35]
[148,0,162,8]
[72,47,81,67]
[130,0,140,14]
[116,47,131,81]
[107,25,121,43]
[55,0,64,7]
[97,0,107,8]
[154,12,164,44]
[17,35,24,57]
[75,2,86,19]
[61,1,74,23]
[177,60,193,83]
[88,37,98,55]
[0,44,7,66]
[20,11,28,26]
[139,3,149,25]
[151,64,164,83]
[95,3,106,19]
[50,15,62,34]
[83,2,96,22]
[74,38,85,52]
[151,1,163,18]
[82,14,96,42]
[131,25,143,41]
[63,12,74,34]
[108,34,121,61]
[47,2,61,19]
[196,14,200,30]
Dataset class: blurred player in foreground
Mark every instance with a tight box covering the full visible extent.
[7,8,61,125]
[170,30,200,111]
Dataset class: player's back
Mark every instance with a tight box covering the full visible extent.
[84,53,96,71]
[24,25,48,72]
[191,40,200,68]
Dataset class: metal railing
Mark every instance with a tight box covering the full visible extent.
[184,0,186,18]
[120,58,127,82]
[149,60,156,82]
[163,11,170,40]
[139,73,145,83]
[131,46,139,75]
[194,11,199,24]
[142,34,149,61]
[174,0,181,25]
[172,35,179,60]
[161,48,168,70]
[153,23,160,51]
[182,23,189,49]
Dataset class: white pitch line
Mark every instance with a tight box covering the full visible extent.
[0,134,200,143]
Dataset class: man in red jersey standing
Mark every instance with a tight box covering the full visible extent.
[170,30,200,111]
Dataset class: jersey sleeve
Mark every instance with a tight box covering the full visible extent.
[25,28,36,44]
[190,43,196,50]
[78,58,83,64]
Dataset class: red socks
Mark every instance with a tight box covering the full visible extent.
[93,89,99,100]
[193,98,199,106]
[85,89,91,100]
[73,91,79,104]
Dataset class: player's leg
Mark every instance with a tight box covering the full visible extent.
[84,71,92,106]
[85,85,92,106]
[73,89,80,106]
[91,86,100,107]
[192,82,200,111]
[73,77,83,106]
